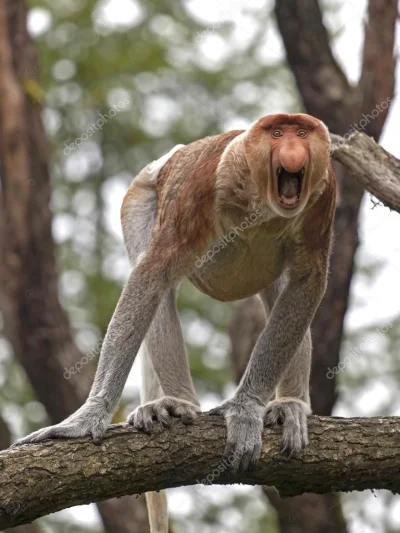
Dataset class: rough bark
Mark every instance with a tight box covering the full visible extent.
[0,1,149,531]
[330,132,400,212]
[0,417,41,533]
[2,416,400,529]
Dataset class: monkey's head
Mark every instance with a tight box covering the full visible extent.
[244,113,331,218]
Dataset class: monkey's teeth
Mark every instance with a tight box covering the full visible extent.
[280,195,299,205]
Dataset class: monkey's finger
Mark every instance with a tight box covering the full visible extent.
[237,436,258,472]
[280,411,306,457]
[238,450,251,473]
[156,407,171,428]
[12,429,52,447]
[134,406,154,434]
[239,442,253,472]
[299,413,309,447]
[223,441,242,473]
[280,425,300,457]
[208,405,227,417]
[12,425,72,446]
[177,408,198,425]
[280,439,295,458]
[264,407,283,427]
[90,427,106,445]
[247,441,262,472]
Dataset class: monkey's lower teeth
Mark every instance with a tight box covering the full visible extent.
[278,170,302,205]
[280,195,299,205]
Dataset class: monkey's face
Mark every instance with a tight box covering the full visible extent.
[245,114,330,218]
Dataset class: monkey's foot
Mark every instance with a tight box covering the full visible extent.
[128,396,200,434]
[264,398,311,457]
[12,397,111,446]
[209,396,265,472]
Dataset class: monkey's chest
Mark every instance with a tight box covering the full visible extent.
[189,234,285,302]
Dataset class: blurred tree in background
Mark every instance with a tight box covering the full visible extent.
[0,0,399,532]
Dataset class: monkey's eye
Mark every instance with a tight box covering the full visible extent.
[297,129,307,137]
[272,130,283,138]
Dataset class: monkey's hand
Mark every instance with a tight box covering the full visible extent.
[12,397,111,446]
[209,395,265,472]
[264,398,311,457]
[128,396,200,433]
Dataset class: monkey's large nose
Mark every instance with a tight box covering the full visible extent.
[279,146,307,173]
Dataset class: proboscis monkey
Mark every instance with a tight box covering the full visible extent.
[16,114,336,533]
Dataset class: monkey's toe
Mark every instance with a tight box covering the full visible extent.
[224,413,263,472]
[264,399,310,457]
[128,396,200,433]
[210,398,265,472]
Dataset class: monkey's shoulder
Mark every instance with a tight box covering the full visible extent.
[156,130,244,191]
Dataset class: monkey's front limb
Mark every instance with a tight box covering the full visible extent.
[14,253,168,446]
[210,268,327,472]
[126,287,200,434]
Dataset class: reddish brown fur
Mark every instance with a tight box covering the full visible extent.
[151,131,244,270]
[122,113,335,295]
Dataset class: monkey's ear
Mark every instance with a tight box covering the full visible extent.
[317,120,332,152]
[319,120,330,137]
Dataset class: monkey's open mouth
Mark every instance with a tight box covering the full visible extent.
[277,167,305,207]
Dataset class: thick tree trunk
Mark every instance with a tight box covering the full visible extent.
[0,1,149,531]
[2,416,400,529]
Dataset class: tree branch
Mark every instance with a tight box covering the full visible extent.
[330,132,400,212]
[2,415,400,529]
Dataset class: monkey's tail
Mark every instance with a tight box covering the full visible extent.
[146,491,169,533]
[141,345,169,533]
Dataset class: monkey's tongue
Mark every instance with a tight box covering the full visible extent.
[279,174,301,205]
